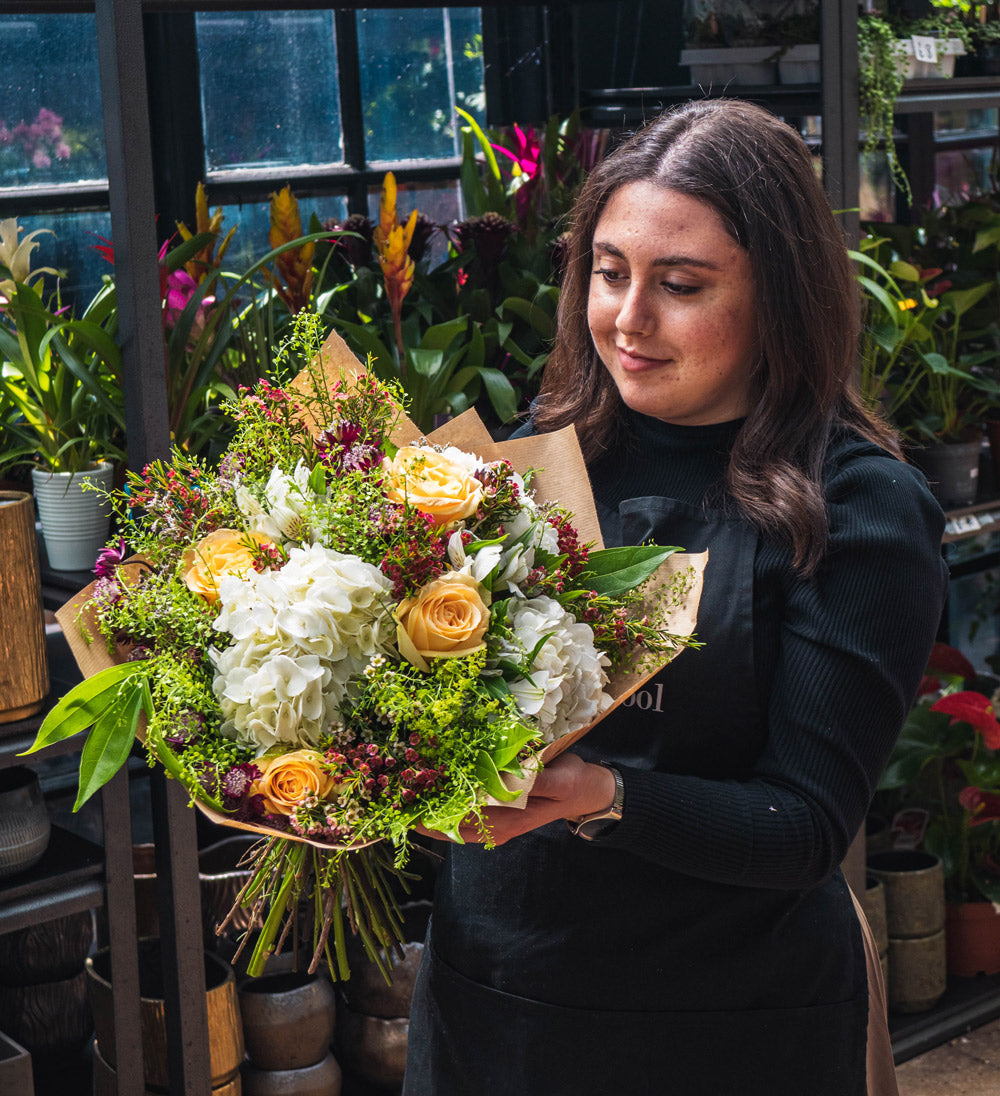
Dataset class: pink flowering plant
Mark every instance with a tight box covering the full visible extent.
[25,314,698,980]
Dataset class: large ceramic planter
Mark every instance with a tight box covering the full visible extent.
[0,490,49,723]
[0,967,92,1058]
[31,460,114,572]
[912,439,982,510]
[86,938,243,1092]
[0,765,51,880]
[946,900,1000,977]
[868,850,947,1013]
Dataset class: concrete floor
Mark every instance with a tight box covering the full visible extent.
[896,1017,1000,1095]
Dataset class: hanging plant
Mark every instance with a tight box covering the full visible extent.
[858,12,911,206]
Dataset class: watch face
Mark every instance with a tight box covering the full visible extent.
[577,815,618,840]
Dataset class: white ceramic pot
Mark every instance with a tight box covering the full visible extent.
[31,461,114,572]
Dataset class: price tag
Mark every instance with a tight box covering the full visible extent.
[945,513,982,537]
[911,35,939,64]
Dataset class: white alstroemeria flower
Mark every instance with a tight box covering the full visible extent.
[235,461,319,544]
[504,596,612,744]
[446,530,503,584]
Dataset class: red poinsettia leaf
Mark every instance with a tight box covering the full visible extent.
[925,643,975,681]
[931,691,1000,749]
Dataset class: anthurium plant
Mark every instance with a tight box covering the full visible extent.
[875,644,1000,904]
[854,231,1000,443]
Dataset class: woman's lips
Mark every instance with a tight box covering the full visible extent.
[617,346,670,372]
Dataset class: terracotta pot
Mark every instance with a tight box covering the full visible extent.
[86,938,243,1091]
[239,971,336,1071]
[867,850,945,938]
[946,900,1000,977]
[0,766,50,880]
[0,908,95,985]
[241,1051,342,1096]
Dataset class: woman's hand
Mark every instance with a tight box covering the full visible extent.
[416,752,617,846]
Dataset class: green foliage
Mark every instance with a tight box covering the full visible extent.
[0,219,126,474]
[853,231,1000,442]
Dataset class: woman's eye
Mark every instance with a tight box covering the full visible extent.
[593,267,626,284]
[664,282,699,296]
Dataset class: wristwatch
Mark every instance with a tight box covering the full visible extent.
[567,762,624,841]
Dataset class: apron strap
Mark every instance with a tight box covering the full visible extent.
[850,887,900,1096]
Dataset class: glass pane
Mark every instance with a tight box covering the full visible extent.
[215,195,345,278]
[359,7,485,162]
[12,210,113,313]
[934,147,998,205]
[197,11,342,172]
[934,107,998,138]
[0,14,105,190]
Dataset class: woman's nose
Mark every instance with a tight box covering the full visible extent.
[615,284,653,338]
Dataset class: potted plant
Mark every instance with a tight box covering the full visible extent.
[0,218,125,570]
[874,644,1000,976]
[680,0,782,85]
[859,2,974,205]
[854,231,1000,508]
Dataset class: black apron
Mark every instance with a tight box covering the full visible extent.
[403,497,869,1096]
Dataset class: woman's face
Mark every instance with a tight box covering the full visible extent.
[587,181,758,425]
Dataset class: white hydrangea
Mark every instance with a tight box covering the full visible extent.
[234,461,319,544]
[209,544,393,751]
[504,596,612,743]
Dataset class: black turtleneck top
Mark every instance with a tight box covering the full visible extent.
[516,410,950,889]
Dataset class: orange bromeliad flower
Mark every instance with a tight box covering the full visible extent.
[268,185,315,313]
[176,182,236,283]
[374,171,418,372]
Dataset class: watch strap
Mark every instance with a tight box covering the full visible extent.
[567,762,624,841]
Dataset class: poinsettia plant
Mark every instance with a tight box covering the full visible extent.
[876,643,1000,902]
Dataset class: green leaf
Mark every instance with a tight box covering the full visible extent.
[581,544,681,597]
[478,367,518,423]
[73,679,147,811]
[20,663,150,755]
[409,347,446,379]
[475,750,524,803]
[308,463,326,494]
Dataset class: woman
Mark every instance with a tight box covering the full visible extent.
[404,99,948,1095]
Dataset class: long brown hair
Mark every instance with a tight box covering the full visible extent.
[535,99,899,575]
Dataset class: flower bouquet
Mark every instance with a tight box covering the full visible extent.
[25,324,704,980]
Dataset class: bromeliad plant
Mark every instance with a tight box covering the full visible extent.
[876,644,1000,904]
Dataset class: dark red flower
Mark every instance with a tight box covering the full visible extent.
[958,786,1000,826]
[925,643,975,681]
[930,691,1000,750]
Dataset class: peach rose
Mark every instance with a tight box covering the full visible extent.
[382,447,484,527]
[182,528,272,604]
[252,749,336,816]
[396,571,490,672]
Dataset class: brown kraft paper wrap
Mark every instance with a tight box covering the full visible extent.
[55,329,705,836]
